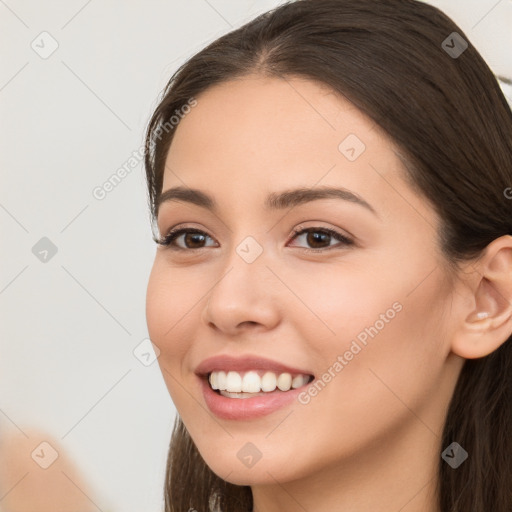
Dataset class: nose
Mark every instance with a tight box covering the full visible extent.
[201,247,281,336]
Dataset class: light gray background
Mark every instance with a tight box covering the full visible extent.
[0,1,511,511]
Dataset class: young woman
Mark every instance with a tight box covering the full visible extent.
[143,1,512,510]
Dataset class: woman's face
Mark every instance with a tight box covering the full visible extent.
[146,75,463,485]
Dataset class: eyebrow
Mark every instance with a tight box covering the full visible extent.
[155,185,378,217]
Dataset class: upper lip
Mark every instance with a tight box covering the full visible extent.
[195,354,314,377]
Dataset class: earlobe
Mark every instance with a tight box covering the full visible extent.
[450,235,512,360]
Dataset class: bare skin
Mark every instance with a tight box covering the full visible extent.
[146,75,512,512]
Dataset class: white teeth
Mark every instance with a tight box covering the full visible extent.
[226,371,242,392]
[208,370,311,394]
[217,371,227,390]
[210,372,218,390]
[277,372,292,391]
[261,371,277,392]
[242,371,261,393]
[291,374,305,389]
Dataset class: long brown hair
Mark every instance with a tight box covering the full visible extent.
[143,1,512,510]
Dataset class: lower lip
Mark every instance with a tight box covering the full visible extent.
[199,376,307,420]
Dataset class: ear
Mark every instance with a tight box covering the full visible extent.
[451,234,512,359]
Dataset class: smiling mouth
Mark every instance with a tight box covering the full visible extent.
[207,369,314,398]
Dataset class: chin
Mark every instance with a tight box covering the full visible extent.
[208,463,288,486]
[196,444,307,486]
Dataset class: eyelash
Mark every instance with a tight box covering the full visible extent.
[155,225,354,253]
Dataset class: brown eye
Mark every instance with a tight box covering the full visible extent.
[182,231,207,249]
[155,226,354,252]
[288,227,354,252]
[156,228,216,250]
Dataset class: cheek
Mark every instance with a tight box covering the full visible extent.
[145,262,170,342]
[344,276,449,417]
[278,259,401,346]
[145,259,196,371]
[290,258,450,422]
[146,263,195,417]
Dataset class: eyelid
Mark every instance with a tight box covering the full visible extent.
[155,224,219,250]
[286,223,354,252]
[155,222,354,251]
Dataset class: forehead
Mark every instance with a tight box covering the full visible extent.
[161,75,421,220]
